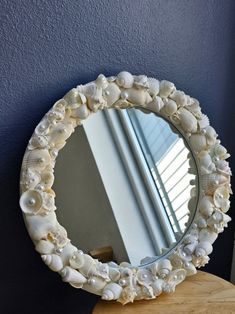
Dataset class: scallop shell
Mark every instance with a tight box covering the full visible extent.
[42,254,64,272]
[40,170,54,188]
[213,186,230,211]
[189,134,207,153]
[102,283,123,300]
[61,266,87,285]
[136,269,153,285]
[22,149,51,171]
[198,196,214,217]
[178,107,197,133]
[71,103,90,120]
[35,240,54,254]
[159,80,176,98]
[147,78,160,96]
[199,229,218,244]
[20,189,43,215]
[201,173,228,195]
[103,83,121,107]
[170,90,187,107]
[48,122,73,148]
[198,114,209,129]
[146,95,164,112]
[163,99,178,115]
[134,75,149,89]
[195,241,213,256]
[116,71,134,88]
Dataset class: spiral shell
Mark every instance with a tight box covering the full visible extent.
[159,80,176,98]
[189,134,207,153]
[201,173,228,195]
[42,254,64,272]
[35,240,54,254]
[178,107,197,133]
[116,71,134,88]
[20,190,43,214]
[102,283,123,300]
[147,78,160,96]
[157,259,172,279]
[22,149,51,171]
[61,266,87,286]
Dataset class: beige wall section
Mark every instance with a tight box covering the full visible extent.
[53,126,129,263]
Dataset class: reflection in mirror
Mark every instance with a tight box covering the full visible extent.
[54,108,198,266]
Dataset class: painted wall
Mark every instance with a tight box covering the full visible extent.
[1,0,234,313]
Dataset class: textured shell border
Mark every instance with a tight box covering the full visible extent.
[19,71,232,305]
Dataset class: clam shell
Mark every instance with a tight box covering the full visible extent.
[163,99,178,115]
[103,83,121,107]
[146,96,164,112]
[116,71,134,88]
[213,186,230,211]
[201,173,228,195]
[48,122,73,148]
[42,254,64,272]
[61,266,87,285]
[20,190,43,215]
[71,104,90,119]
[178,107,197,133]
[198,196,214,217]
[22,149,51,171]
[35,240,54,254]
[40,170,54,188]
[147,78,160,96]
[189,134,207,153]
[159,80,176,98]
[102,283,123,300]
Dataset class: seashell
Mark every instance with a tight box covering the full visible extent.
[157,259,172,279]
[207,210,227,227]
[64,88,86,108]
[53,99,67,110]
[47,224,68,247]
[198,114,209,129]
[199,229,218,244]
[95,74,109,89]
[170,90,187,107]
[151,279,164,296]
[134,75,149,89]
[198,196,214,217]
[42,254,64,272]
[94,263,109,280]
[211,144,230,161]
[40,170,54,189]
[61,266,87,286]
[35,119,50,136]
[76,254,97,277]
[183,262,197,276]
[195,241,213,256]
[48,122,73,148]
[198,151,216,175]
[201,173,228,195]
[216,160,232,177]
[178,107,197,133]
[22,149,51,171]
[47,109,64,123]
[183,240,198,255]
[109,268,121,281]
[102,283,123,301]
[41,191,56,212]
[20,189,43,215]
[24,211,57,241]
[58,243,77,265]
[103,83,121,107]
[192,254,210,267]
[146,96,164,112]
[124,88,152,106]
[147,78,160,96]
[136,269,153,285]
[214,186,230,211]
[84,276,107,292]
[159,80,176,98]
[28,134,48,150]
[205,126,217,146]
[71,104,90,119]
[35,240,54,254]
[116,71,134,88]
[69,251,85,269]
[189,134,207,153]
[21,168,41,190]
[163,99,177,115]
[167,269,186,286]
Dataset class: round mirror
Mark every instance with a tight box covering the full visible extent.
[54,107,198,266]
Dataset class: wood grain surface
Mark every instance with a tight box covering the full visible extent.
[92,271,235,314]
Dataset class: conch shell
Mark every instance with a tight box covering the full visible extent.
[61,266,87,287]
[102,282,123,301]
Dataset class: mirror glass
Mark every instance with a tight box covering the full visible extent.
[54,108,199,266]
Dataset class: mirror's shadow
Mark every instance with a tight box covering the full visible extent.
[54,108,199,266]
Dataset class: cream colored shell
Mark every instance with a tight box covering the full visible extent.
[19,71,232,305]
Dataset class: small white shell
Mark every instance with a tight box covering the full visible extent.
[198,151,216,175]
[134,75,149,89]
[42,254,64,272]
[28,134,48,150]
[216,160,232,177]
[151,279,164,296]
[178,108,197,133]
[167,269,186,286]
[170,90,187,107]
[69,251,85,269]
[21,168,41,190]
[35,240,54,254]
[198,114,210,129]
[85,276,107,292]
[75,254,96,277]
[40,170,54,189]
[159,80,176,98]
[199,229,218,244]
[35,119,50,135]
[48,122,73,148]
[71,104,90,120]
[189,134,207,153]
[205,126,217,145]
[163,99,178,115]
[198,196,214,217]
[157,259,172,278]
[61,266,87,285]
[201,173,228,195]
[116,71,134,88]
[195,241,213,256]
[213,186,230,211]
[109,268,121,281]
[103,83,121,107]
[95,74,109,89]
[146,96,164,112]
[147,78,160,96]
[22,149,51,171]
[184,262,197,276]
[64,88,86,108]
[125,88,152,106]
[102,283,123,300]
[20,190,43,214]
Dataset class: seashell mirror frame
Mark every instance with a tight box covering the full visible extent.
[19,72,232,304]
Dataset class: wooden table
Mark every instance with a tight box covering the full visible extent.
[93,271,235,314]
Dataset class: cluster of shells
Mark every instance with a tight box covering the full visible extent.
[19,71,232,304]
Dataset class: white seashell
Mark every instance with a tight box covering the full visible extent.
[28,134,48,150]
[86,276,107,291]
[213,186,230,211]
[95,74,109,89]
[205,126,217,145]
[163,99,178,115]
[178,108,197,133]
[198,114,210,129]
[198,196,214,217]
[134,75,149,89]
[64,88,86,108]
[184,262,197,276]
[116,71,134,88]
[195,241,213,256]
[41,191,56,212]
[102,283,123,300]
[192,254,210,267]
[42,254,64,272]
[53,99,67,110]
[151,279,164,296]
[170,90,187,107]
[211,144,230,161]
[167,269,186,286]
[71,103,90,119]
[35,240,54,254]
[125,88,152,106]
[48,122,73,148]
[157,259,172,278]
[184,241,198,255]
[201,173,228,195]
[58,243,77,265]
[109,268,121,281]
[198,151,216,175]
[189,134,207,153]
[35,119,50,136]
[22,149,51,171]
[146,96,164,112]
[20,190,43,215]
[186,98,202,118]
[76,254,97,277]
[199,229,218,244]
[69,251,85,269]
[136,269,153,285]
[159,80,176,98]
[21,168,41,190]
[47,109,64,123]
[47,224,68,247]
[216,160,232,177]
[103,83,121,107]
[147,78,160,96]
[40,170,54,189]
[61,266,87,285]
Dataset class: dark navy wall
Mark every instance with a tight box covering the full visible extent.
[1,1,234,313]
